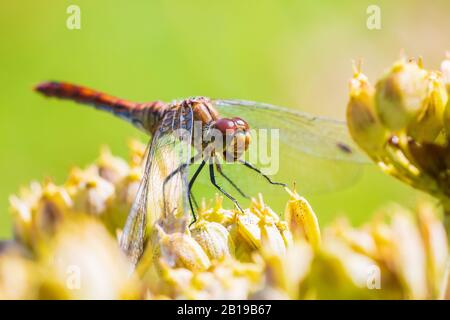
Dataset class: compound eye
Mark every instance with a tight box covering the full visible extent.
[215,118,236,134]
[232,117,249,129]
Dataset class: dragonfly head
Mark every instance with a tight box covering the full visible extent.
[211,117,251,162]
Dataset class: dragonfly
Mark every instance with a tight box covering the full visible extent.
[35,81,369,266]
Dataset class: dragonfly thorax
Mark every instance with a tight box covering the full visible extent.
[183,97,251,162]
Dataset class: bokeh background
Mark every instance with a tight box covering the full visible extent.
[1,0,449,237]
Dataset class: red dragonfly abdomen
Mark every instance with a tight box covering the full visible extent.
[35,81,167,134]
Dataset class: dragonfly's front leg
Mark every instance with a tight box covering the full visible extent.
[209,159,244,213]
[238,159,287,187]
[187,159,207,226]
[189,192,199,211]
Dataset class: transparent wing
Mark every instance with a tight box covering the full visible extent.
[120,105,193,267]
[147,106,193,234]
[189,99,372,202]
[119,137,153,267]
[213,99,369,163]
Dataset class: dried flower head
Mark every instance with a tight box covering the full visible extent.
[347,55,450,231]
[2,140,447,299]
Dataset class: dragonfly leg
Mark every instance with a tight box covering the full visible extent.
[188,160,206,226]
[162,156,197,218]
[209,161,244,213]
[190,193,199,210]
[215,162,249,199]
[188,194,197,226]
[238,159,287,187]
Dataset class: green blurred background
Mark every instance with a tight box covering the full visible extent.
[1,0,449,237]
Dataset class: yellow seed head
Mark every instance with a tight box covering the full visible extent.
[40,216,139,299]
[375,59,429,131]
[65,168,115,216]
[417,203,448,298]
[406,71,447,143]
[390,209,428,299]
[347,68,389,156]
[153,226,211,272]
[190,220,235,261]
[284,188,321,248]
[9,181,72,248]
